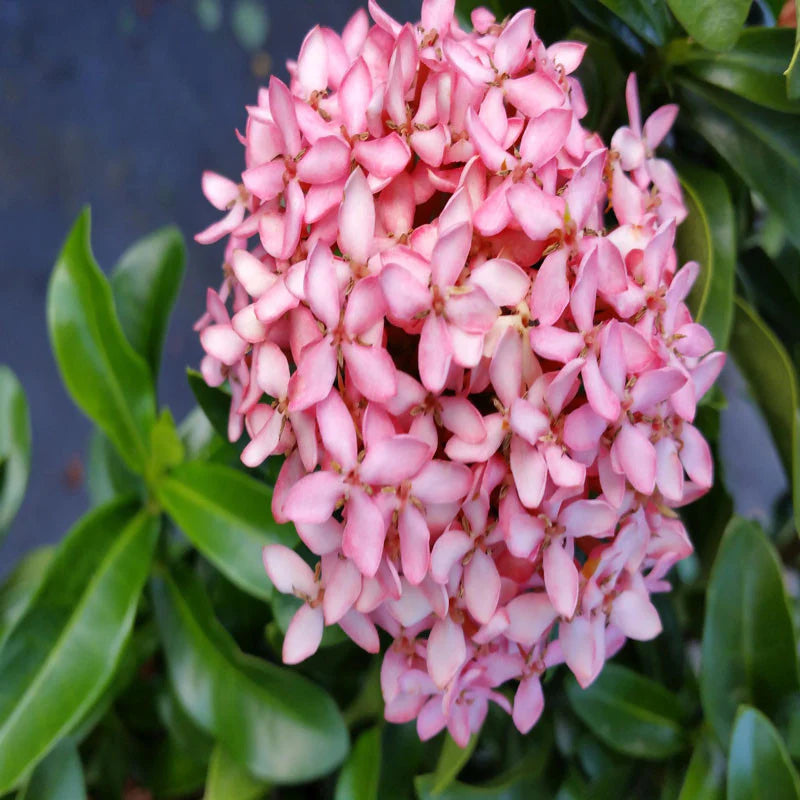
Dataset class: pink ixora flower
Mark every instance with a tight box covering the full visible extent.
[196,0,723,744]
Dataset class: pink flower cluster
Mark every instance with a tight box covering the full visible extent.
[195,0,724,745]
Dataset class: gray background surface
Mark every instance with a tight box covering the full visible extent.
[0,0,415,574]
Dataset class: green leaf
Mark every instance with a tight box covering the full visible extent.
[150,565,349,784]
[157,688,214,765]
[377,722,427,800]
[596,0,673,46]
[0,366,31,540]
[204,744,270,800]
[728,707,800,800]
[149,691,213,798]
[565,663,688,759]
[729,297,800,532]
[666,0,750,51]
[678,731,725,800]
[147,695,211,800]
[149,737,207,799]
[666,30,800,112]
[785,4,800,100]
[0,499,158,793]
[48,210,156,473]
[70,622,159,744]
[146,409,185,484]
[110,226,185,379]
[700,516,799,747]
[16,739,86,800]
[675,163,736,350]
[157,461,295,601]
[414,745,550,800]
[429,733,479,795]
[86,430,142,507]
[0,547,52,652]
[677,79,800,252]
[335,726,381,800]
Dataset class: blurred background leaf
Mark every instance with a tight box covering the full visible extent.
[0,367,31,544]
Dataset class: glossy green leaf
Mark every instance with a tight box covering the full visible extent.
[157,461,294,601]
[0,367,30,540]
[596,0,672,46]
[70,622,159,745]
[666,0,749,51]
[111,226,185,379]
[728,707,800,800]
[429,733,478,795]
[151,565,348,784]
[678,732,725,800]
[335,726,381,800]
[666,30,800,112]
[675,163,735,349]
[0,547,52,652]
[565,663,688,759]
[677,79,800,252]
[729,298,800,531]
[204,744,270,800]
[17,739,86,800]
[701,516,799,747]
[48,210,156,473]
[0,499,158,793]
[86,430,142,507]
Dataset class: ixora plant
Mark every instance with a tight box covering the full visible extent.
[1,1,800,799]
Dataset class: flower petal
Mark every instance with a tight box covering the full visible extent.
[464,549,501,625]
[323,557,362,624]
[339,167,375,264]
[399,504,431,585]
[343,488,387,577]
[427,615,466,688]
[263,544,317,596]
[342,342,398,403]
[543,543,579,619]
[283,470,343,524]
[360,434,430,485]
[283,603,324,664]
